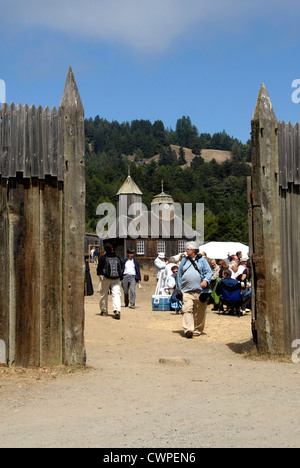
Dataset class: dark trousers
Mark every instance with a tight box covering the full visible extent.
[122,275,136,306]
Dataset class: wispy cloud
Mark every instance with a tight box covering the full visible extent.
[2,0,300,54]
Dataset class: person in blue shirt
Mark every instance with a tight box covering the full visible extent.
[177,241,212,338]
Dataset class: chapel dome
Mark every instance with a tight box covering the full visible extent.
[151,181,174,206]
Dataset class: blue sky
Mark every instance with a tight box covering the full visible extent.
[1,0,300,143]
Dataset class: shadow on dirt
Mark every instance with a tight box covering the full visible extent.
[226,340,254,355]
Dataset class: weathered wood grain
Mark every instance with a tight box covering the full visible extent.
[39,177,63,366]
[251,85,300,355]
[60,67,86,366]
[251,84,285,355]
[0,69,86,367]
[0,177,9,364]
[1,103,9,178]
[13,177,40,367]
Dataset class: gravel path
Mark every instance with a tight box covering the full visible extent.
[0,266,299,448]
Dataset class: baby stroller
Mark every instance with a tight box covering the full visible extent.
[170,290,183,315]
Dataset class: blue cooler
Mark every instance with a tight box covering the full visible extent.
[152,295,171,311]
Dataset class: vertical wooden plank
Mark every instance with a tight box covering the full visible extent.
[247,176,257,342]
[294,185,300,342]
[9,103,17,178]
[292,184,299,345]
[294,123,300,185]
[57,106,64,182]
[1,103,9,178]
[16,103,24,174]
[251,84,285,355]
[283,185,293,352]
[278,122,287,190]
[39,177,63,366]
[60,67,86,366]
[28,105,39,178]
[23,104,30,178]
[287,122,294,184]
[38,105,45,179]
[0,108,3,176]
[13,176,40,367]
[279,187,290,351]
[44,106,51,176]
[289,182,296,349]
[0,177,9,364]
[51,107,58,177]
[7,177,23,365]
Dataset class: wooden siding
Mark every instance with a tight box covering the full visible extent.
[0,103,64,181]
[0,68,85,367]
[249,85,300,355]
[278,122,300,352]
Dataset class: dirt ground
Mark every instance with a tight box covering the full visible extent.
[0,264,299,448]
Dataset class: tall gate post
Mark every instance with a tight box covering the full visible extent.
[250,84,285,355]
[60,68,86,366]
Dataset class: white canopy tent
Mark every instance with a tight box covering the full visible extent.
[199,242,249,260]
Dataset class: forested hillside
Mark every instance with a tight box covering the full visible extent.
[85,116,252,243]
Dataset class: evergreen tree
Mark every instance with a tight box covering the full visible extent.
[178,147,187,165]
[176,116,198,148]
[231,141,242,161]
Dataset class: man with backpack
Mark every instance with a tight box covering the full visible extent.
[97,243,123,320]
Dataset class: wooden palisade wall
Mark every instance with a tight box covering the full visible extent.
[0,68,86,367]
[249,84,300,355]
[278,121,300,352]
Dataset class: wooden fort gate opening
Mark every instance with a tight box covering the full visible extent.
[0,68,86,367]
[249,84,300,356]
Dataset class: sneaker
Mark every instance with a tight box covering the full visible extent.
[185,331,193,339]
[193,331,202,337]
[129,305,135,309]
[114,311,121,320]
[100,311,108,317]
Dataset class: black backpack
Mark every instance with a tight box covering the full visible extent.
[103,256,122,279]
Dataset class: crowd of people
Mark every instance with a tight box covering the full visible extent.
[85,243,251,339]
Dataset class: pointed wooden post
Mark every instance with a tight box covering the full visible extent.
[250,84,285,355]
[60,68,86,365]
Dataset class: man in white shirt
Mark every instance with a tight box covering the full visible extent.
[237,258,248,279]
[122,249,141,309]
[166,265,179,290]
[229,261,239,280]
